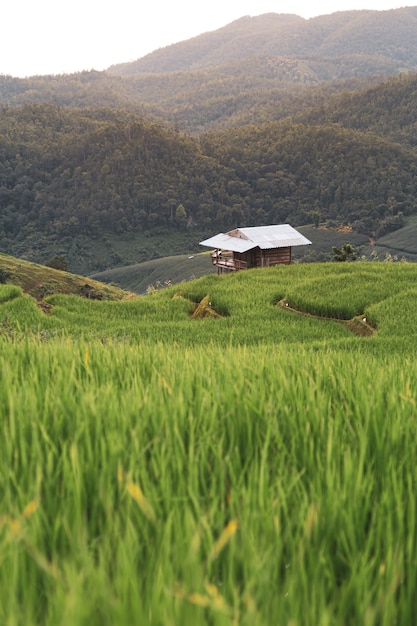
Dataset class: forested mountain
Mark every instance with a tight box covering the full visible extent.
[1,8,417,134]
[293,74,417,146]
[1,71,417,273]
[0,66,379,134]
[1,8,417,274]
[108,9,417,75]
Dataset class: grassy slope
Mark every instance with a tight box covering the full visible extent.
[0,252,134,301]
[92,251,216,294]
[359,222,417,261]
[2,263,417,625]
[2,258,417,350]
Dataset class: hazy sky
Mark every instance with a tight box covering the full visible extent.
[1,0,406,78]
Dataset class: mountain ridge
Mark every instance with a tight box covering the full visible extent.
[107,8,417,76]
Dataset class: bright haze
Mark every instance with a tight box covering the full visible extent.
[2,0,406,78]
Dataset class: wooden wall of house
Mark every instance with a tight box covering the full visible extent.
[233,247,292,268]
[255,247,292,266]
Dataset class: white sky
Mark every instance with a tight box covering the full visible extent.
[1,0,406,78]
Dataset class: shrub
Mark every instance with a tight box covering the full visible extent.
[0,267,11,284]
[45,255,68,271]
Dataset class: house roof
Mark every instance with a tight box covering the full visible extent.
[199,224,312,253]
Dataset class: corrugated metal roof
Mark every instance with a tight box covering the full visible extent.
[199,233,255,253]
[199,224,311,252]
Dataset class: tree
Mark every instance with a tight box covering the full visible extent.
[331,243,357,262]
[0,268,11,283]
[45,255,68,271]
[175,203,187,229]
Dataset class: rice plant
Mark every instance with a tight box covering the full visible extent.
[1,263,417,624]
[0,339,417,625]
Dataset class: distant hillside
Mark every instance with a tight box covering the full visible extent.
[0,105,228,272]
[0,64,381,135]
[293,73,417,147]
[108,9,417,76]
[359,221,417,262]
[1,77,417,274]
[0,71,147,110]
[201,120,417,235]
[92,252,216,294]
[108,14,305,74]
[1,9,417,135]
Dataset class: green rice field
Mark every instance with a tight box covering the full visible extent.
[1,262,417,625]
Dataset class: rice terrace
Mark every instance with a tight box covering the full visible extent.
[1,255,417,626]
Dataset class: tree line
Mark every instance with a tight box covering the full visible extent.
[0,76,416,268]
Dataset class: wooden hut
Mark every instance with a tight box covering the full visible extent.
[199,224,311,274]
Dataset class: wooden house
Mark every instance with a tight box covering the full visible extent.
[199,224,311,274]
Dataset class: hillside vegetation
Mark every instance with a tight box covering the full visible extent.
[2,72,417,274]
[2,263,417,625]
[109,9,417,75]
[2,9,417,133]
[92,252,216,294]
